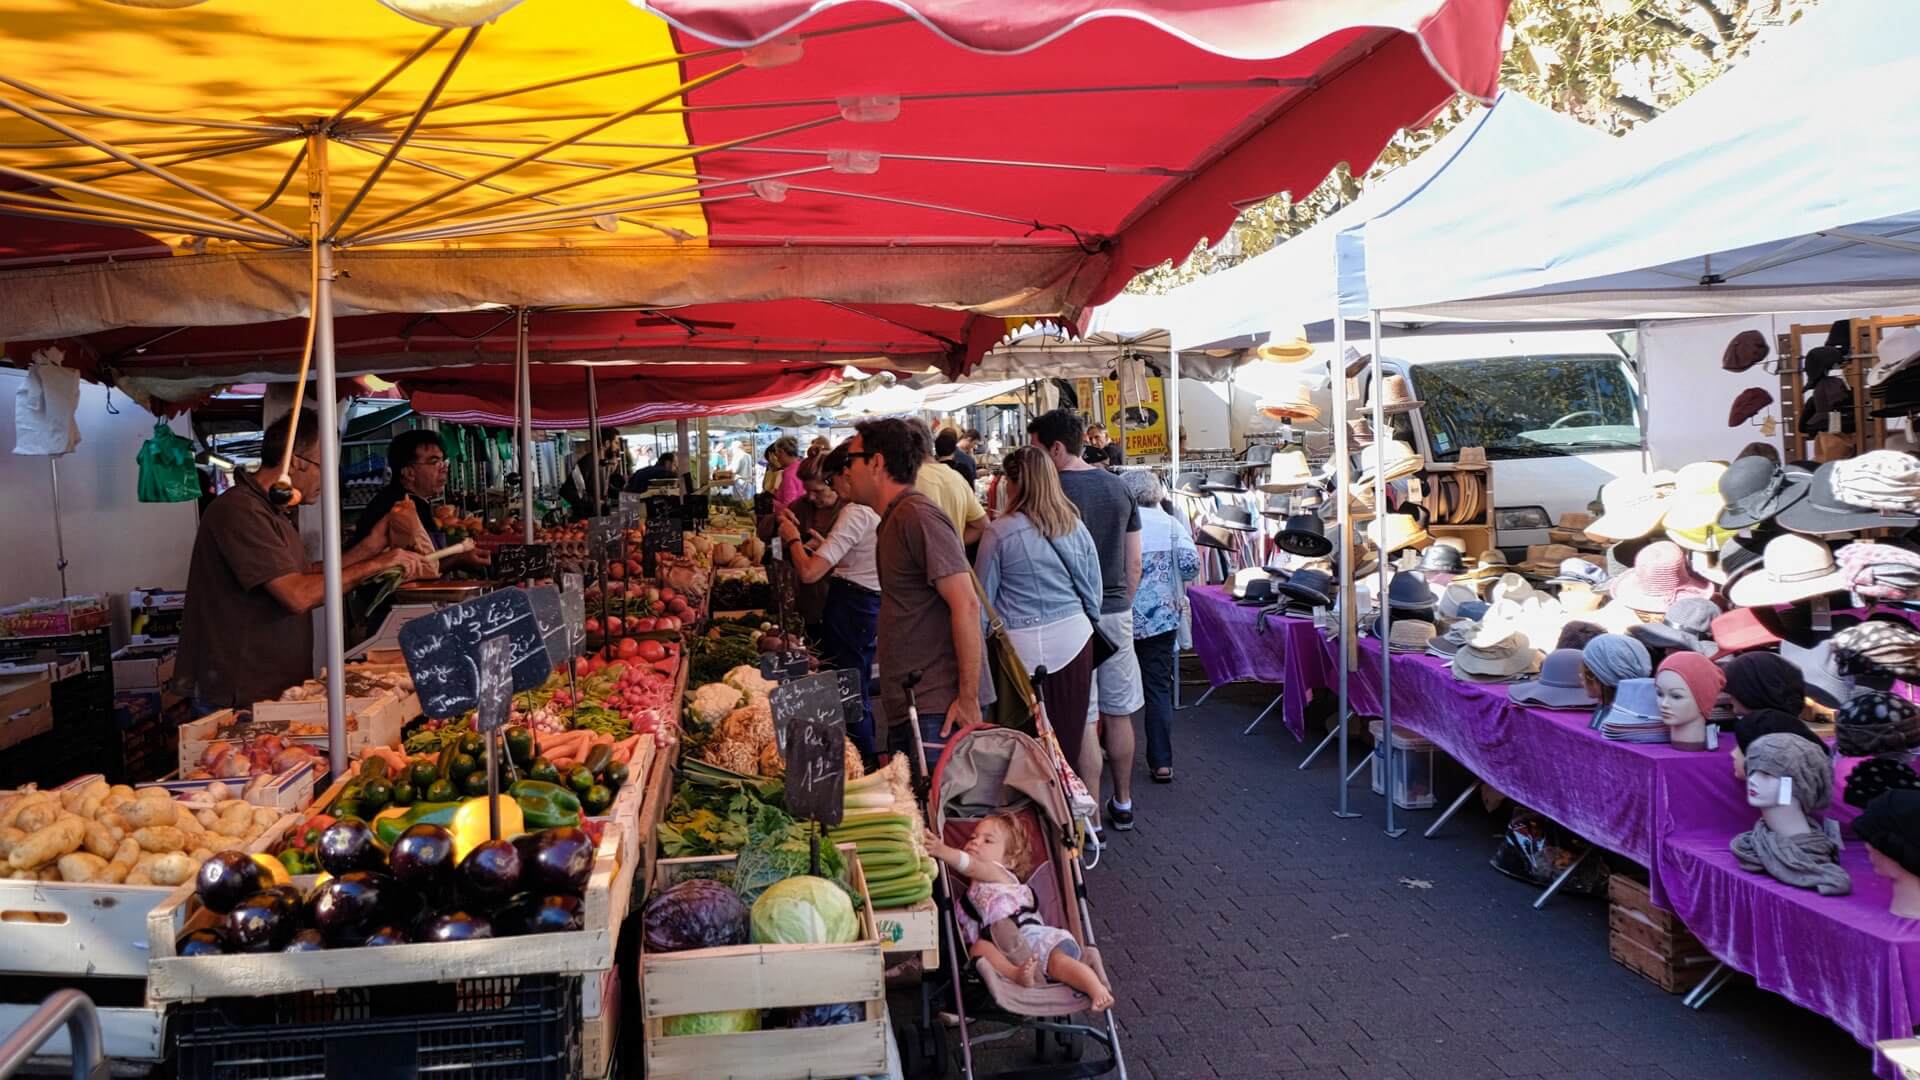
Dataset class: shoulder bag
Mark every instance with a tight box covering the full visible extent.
[1037,530,1121,668]
[968,569,1040,733]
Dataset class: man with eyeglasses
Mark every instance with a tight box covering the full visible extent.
[350,429,490,572]
[177,409,440,711]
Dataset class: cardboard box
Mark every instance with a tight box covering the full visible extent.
[0,669,52,750]
[112,644,177,691]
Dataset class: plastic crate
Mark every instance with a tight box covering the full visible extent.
[172,975,581,1080]
[1368,719,1438,810]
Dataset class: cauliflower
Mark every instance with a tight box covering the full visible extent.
[722,665,777,697]
[718,704,775,750]
[689,683,745,728]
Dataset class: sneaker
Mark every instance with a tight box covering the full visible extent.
[1105,798,1135,832]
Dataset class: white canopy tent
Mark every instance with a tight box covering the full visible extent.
[1361,0,1920,322]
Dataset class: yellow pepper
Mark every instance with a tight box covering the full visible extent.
[450,795,525,862]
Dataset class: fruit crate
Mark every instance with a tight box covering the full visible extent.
[641,846,888,1080]
[1606,873,1715,993]
[144,812,633,1003]
[172,973,581,1080]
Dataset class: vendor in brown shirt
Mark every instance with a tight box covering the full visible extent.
[176,409,439,710]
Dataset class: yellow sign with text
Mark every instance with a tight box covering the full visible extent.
[1103,378,1169,461]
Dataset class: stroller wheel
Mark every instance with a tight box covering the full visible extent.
[895,1010,946,1078]
[1056,1027,1086,1061]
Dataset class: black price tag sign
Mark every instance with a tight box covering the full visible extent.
[618,491,648,522]
[774,672,846,826]
[492,544,553,583]
[560,574,586,654]
[525,584,570,668]
[758,649,810,683]
[644,496,684,557]
[833,668,864,730]
[398,588,552,719]
[476,634,512,733]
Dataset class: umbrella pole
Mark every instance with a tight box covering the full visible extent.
[307,138,348,780]
[46,458,69,597]
[675,418,690,492]
[516,308,534,542]
[1370,310,1401,838]
[1329,312,1358,817]
[586,368,603,516]
[1169,345,1181,710]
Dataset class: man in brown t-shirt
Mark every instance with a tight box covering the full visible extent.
[844,417,986,757]
[177,409,438,709]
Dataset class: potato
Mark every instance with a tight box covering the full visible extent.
[172,810,205,835]
[100,811,130,835]
[250,807,279,830]
[13,802,62,834]
[122,799,177,828]
[81,820,116,858]
[0,826,23,860]
[76,790,107,821]
[0,792,52,830]
[132,826,187,854]
[134,787,172,803]
[10,816,85,869]
[37,867,61,881]
[214,799,249,815]
[148,853,195,887]
[194,809,220,829]
[125,868,152,886]
[189,848,212,864]
[107,838,139,870]
[56,852,109,883]
[204,834,246,850]
[205,780,232,801]
[98,861,129,885]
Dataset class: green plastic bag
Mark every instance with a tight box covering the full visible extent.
[136,422,199,503]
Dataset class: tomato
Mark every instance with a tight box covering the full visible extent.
[630,616,657,632]
[604,615,623,635]
[617,637,642,659]
[583,617,601,637]
[654,615,679,631]
[635,640,668,663]
[573,656,592,677]
[606,562,625,580]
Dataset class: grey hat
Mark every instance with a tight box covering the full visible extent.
[1509,648,1601,710]
[1547,557,1608,588]
[1630,596,1720,653]
[1387,570,1437,611]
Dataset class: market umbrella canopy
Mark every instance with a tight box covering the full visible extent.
[399,358,843,427]
[0,0,1509,340]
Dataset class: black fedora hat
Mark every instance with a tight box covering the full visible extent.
[1274,514,1333,558]
[1386,570,1437,610]
[1717,455,1810,529]
[1213,505,1258,532]
[1777,460,1920,535]
[1201,469,1246,494]
[1277,568,1333,608]
[1174,472,1211,498]
[1235,577,1277,606]
[1196,524,1238,552]
[1418,544,1465,574]
[1260,493,1293,519]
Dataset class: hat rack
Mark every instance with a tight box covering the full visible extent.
[1409,452,1495,561]
[1776,320,1883,462]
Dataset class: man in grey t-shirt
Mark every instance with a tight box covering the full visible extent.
[1030,409,1143,834]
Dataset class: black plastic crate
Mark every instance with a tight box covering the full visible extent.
[173,974,581,1080]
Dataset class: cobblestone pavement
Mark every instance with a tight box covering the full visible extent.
[945,677,1869,1080]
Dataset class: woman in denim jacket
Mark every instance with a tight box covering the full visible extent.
[1121,469,1199,782]
[974,447,1104,764]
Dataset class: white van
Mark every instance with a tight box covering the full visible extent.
[1357,330,1648,552]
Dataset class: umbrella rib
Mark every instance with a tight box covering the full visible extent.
[355,115,836,242]
[0,197,280,247]
[0,163,288,244]
[31,134,277,173]
[0,92,301,242]
[352,134,693,179]
[327,28,454,127]
[337,62,745,245]
[781,183,1056,231]
[354,164,829,246]
[326,27,483,242]
[60,137,290,188]
[0,74,293,135]
[253,142,309,214]
[357,192,757,247]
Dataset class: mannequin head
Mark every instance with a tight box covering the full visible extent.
[1731,709,1825,781]
[1854,789,1920,918]
[1655,652,1724,750]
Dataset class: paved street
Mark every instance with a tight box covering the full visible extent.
[955,676,1869,1079]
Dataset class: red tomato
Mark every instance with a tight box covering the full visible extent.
[583,617,601,636]
[606,562,624,581]
[630,617,657,632]
[617,637,642,659]
[654,616,679,631]
[604,616,624,635]
[635,639,668,663]
[572,656,592,677]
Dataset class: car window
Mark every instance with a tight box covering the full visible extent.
[1409,355,1642,461]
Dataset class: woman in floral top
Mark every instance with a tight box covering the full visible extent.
[1121,470,1200,782]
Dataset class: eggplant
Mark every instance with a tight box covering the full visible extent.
[497,892,585,936]
[362,924,410,947]
[308,872,387,946]
[225,890,297,953]
[316,819,387,876]
[195,852,265,915]
[522,827,594,896]
[175,927,229,956]
[390,823,458,904]
[457,839,523,905]
[417,910,494,943]
[284,928,327,952]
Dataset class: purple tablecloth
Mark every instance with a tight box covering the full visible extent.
[1184,586,1306,740]
[1660,829,1920,1079]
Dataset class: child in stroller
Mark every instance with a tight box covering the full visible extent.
[927,812,1114,1012]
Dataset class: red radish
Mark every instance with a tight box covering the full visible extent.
[607,562,625,581]
[636,640,667,662]
[655,616,680,631]
[617,637,641,659]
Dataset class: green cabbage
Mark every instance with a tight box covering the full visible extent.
[662,1009,760,1036]
[750,875,859,945]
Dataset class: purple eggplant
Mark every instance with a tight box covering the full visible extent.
[308,871,386,946]
[224,890,297,953]
[497,892,585,936]
[316,819,387,876]
[194,852,264,915]
[389,824,458,903]
[362,924,410,947]
[175,927,229,956]
[457,839,522,905]
[284,928,327,952]
[417,910,494,943]
[522,827,594,896]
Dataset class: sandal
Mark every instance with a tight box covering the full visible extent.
[1151,767,1173,784]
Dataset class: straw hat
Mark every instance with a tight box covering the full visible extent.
[1256,382,1320,423]
[1608,540,1714,614]
[1726,533,1852,607]
[1372,374,1424,415]
[1363,513,1431,554]
[1347,416,1375,449]
[1661,461,1735,552]
[1518,543,1580,576]
[1255,331,1313,363]
[1259,450,1319,492]
[1452,630,1539,682]
[1354,440,1422,485]
[1388,619,1438,653]
[1586,475,1671,541]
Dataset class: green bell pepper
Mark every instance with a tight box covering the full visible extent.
[372,800,462,847]
[509,779,583,829]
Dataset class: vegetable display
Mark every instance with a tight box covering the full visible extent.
[642,879,750,953]
[750,875,859,945]
[0,779,280,885]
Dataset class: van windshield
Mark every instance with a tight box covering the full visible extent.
[1407,354,1642,461]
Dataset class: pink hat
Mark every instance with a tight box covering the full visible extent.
[1656,652,1726,719]
[1608,540,1714,614]
[1837,541,1920,601]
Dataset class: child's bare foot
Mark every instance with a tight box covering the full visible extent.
[1019,955,1046,988]
[1087,985,1114,1012]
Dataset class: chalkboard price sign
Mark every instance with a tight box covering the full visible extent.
[587,516,624,563]
[492,544,554,583]
[476,634,513,733]
[398,588,552,719]
[833,668,864,730]
[774,672,846,826]
[524,584,570,668]
[759,649,810,683]
[618,491,648,522]
[559,574,586,654]
[644,496,684,557]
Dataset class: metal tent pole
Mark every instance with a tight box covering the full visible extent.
[585,369,603,516]
[308,138,348,779]
[675,418,691,492]
[1328,315,1358,817]
[1371,310,1402,839]
[1169,345,1182,710]
[46,459,69,597]
[516,308,534,541]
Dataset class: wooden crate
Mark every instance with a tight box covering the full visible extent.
[875,897,940,969]
[641,847,888,1080]
[144,814,632,1003]
[1607,874,1713,994]
[582,966,621,1080]
[0,810,296,980]
[250,687,414,753]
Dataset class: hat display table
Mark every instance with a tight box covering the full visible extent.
[1183,585,1319,741]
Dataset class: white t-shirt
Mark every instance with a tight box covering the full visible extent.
[814,502,881,591]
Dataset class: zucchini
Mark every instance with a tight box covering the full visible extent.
[360,755,389,782]
[583,743,612,778]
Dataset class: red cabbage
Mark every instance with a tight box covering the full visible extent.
[643,879,750,952]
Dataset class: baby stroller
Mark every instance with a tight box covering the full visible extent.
[922,724,1127,1079]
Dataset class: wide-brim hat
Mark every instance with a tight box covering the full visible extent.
[1212,505,1258,532]
[1452,633,1539,680]
[1259,450,1319,492]
[1274,514,1334,558]
[1778,638,1858,709]
[1196,524,1240,552]
[1870,326,1920,387]
[1234,577,1279,607]
[1255,332,1313,363]
[1726,533,1852,607]
[1174,473,1212,498]
[1608,540,1714,614]
[1200,468,1248,494]
[1374,374,1424,416]
[1277,568,1333,608]
[1717,457,1809,531]
[1661,462,1734,552]
[1776,460,1920,535]
[1419,545,1466,574]
[1690,528,1771,587]
[1364,513,1431,554]
[1587,476,1670,541]
[1355,441,1423,485]
[1508,648,1599,709]
[1388,620,1438,653]
[1257,382,1320,423]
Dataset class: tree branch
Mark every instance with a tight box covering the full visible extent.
[1689,0,1739,40]
[1642,11,1719,55]
[1612,94,1660,120]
